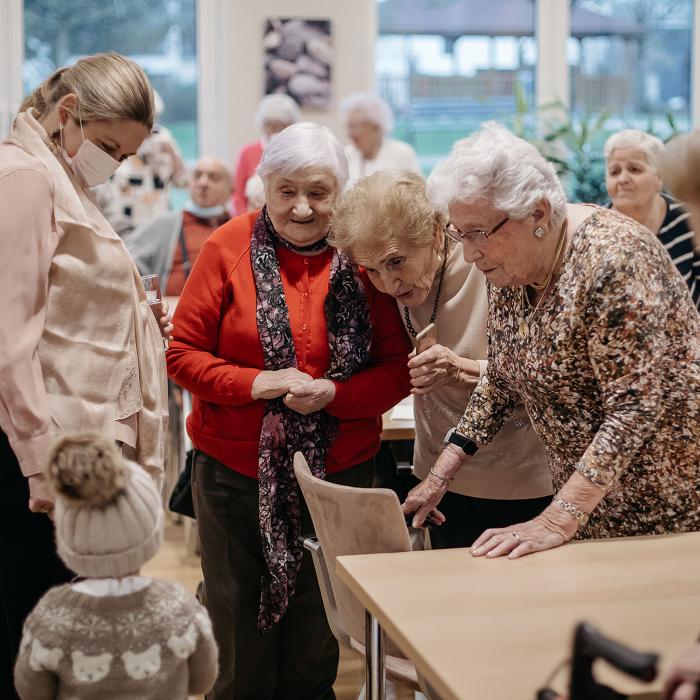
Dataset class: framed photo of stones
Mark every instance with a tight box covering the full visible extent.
[263,18,332,111]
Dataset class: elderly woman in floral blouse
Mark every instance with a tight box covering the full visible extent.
[403,122,700,558]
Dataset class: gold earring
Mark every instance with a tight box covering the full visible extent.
[533,226,546,239]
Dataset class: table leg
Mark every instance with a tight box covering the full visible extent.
[365,609,385,700]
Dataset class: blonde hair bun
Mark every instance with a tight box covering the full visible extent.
[47,433,128,506]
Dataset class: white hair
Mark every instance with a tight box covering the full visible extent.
[152,89,164,119]
[604,129,664,172]
[257,122,349,190]
[338,91,394,135]
[254,93,301,131]
[427,121,568,229]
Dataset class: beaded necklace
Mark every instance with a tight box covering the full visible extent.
[403,236,449,337]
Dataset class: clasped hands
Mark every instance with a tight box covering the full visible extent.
[251,368,336,415]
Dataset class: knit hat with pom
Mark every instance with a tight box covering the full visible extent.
[47,433,163,578]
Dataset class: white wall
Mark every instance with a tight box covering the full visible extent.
[0,0,24,139]
[213,0,376,164]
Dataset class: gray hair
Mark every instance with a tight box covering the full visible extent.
[427,121,567,229]
[338,91,394,135]
[257,121,349,189]
[254,93,301,131]
[604,129,664,172]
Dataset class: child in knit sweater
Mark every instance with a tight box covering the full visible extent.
[13,434,218,699]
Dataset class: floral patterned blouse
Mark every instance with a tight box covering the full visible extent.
[457,207,700,539]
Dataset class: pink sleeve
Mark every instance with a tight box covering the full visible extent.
[233,147,250,216]
[233,144,262,216]
[0,169,58,476]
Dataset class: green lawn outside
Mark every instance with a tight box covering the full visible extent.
[165,120,198,162]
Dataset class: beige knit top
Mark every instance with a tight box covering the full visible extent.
[0,111,167,484]
[403,240,552,499]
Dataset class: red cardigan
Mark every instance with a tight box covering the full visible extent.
[167,211,412,478]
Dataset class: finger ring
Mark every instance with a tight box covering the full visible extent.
[511,532,521,543]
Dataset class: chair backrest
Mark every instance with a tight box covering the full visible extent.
[294,452,413,646]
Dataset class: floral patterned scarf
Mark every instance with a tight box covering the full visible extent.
[251,207,372,633]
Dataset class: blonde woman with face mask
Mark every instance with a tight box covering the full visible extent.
[0,53,170,696]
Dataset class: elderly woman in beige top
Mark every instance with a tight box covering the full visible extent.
[0,53,168,697]
[330,170,552,547]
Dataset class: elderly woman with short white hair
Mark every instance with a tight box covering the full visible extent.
[232,93,301,215]
[339,90,421,184]
[403,122,700,559]
[605,128,698,308]
[168,122,411,699]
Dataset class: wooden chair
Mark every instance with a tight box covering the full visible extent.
[294,452,439,700]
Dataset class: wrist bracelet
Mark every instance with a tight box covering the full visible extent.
[429,467,454,484]
[554,498,589,527]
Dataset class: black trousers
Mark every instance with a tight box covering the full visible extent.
[192,450,374,700]
[404,474,553,549]
[0,431,73,699]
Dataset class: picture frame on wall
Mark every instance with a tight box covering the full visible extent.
[263,17,332,111]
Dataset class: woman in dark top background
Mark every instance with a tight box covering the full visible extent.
[605,128,699,309]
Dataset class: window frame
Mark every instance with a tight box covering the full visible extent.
[3,1,700,139]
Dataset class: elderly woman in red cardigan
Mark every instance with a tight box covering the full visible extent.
[167,122,411,700]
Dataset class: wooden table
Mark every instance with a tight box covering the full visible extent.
[337,533,700,700]
[381,396,415,441]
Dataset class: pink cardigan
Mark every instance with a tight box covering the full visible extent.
[0,111,167,483]
[232,140,263,215]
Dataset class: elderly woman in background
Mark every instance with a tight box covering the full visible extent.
[232,93,301,215]
[167,123,411,699]
[605,128,699,308]
[339,91,421,185]
[403,122,700,559]
[331,170,552,548]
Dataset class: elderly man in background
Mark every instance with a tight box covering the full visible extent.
[339,91,421,185]
[127,156,232,296]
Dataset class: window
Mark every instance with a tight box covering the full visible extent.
[23,0,198,162]
[376,0,536,173]
[570,0,693,134]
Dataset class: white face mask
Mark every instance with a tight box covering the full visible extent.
[60,106,122,188]
[184,200,228,219]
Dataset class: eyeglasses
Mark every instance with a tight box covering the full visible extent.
[443,216,510,245]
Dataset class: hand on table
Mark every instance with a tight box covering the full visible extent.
[408,345,480,395]
[663,643,700,700]
[251,368,313,401]
[470,509,573,560]
[284,378,336,416]
[28,474,54,518]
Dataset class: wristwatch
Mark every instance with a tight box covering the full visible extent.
[443,427,479,456]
